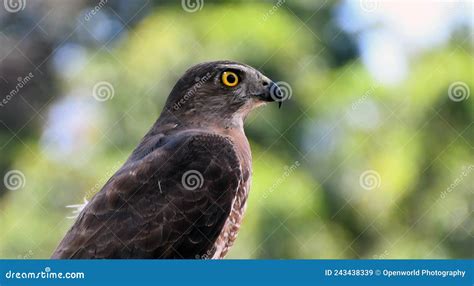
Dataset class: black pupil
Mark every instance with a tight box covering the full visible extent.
[227,74,236,83]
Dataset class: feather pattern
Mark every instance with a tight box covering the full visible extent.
[52,132,248,259]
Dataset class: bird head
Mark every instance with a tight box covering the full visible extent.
[160,60,282,129]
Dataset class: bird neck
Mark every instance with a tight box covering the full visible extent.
[157,108,246,131]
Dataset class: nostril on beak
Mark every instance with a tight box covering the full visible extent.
[262,81,269,87]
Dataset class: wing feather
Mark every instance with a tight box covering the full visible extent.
[52,133,241,259]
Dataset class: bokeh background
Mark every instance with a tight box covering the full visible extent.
[0,0,473,259]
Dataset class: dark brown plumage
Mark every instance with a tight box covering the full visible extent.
[52,61,281,259]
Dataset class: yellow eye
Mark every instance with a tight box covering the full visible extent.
[221,71,239,87]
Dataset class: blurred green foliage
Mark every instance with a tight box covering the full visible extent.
[0,2,472,259]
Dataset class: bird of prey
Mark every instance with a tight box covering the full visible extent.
[52,60,282,259]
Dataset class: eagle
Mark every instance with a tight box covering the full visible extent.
[52,61,282,259]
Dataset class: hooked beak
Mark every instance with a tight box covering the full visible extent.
[255,81,284,108]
